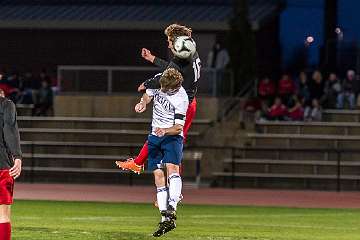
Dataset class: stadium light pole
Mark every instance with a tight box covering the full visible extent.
[227,0,256,94]
[322,0,338,72]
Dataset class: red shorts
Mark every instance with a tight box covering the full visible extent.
[0,170,14,205]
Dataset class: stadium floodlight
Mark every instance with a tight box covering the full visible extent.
[305,36,314,46]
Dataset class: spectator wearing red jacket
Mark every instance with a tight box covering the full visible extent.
[288,95,304,121]
[258,77,275,106]
[278,74,296,105]
[267,97,288,121]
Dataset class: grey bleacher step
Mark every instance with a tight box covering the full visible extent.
[247,133,360,140]
[223,158,360,166]
[323,109,360,122]
[256,120,360,135]
[22,166,152,174]
[224,159,335,165]
[19,128,200,136]
[256,120,360,127]
[16,104,34,116]
[20,141,144,147]
[17,116,213,131]
[18,116,212,124]
[323,109,360,114]
[19,128,200,143]
[212,172,360,180]
[22,153,127,160]
[20,141,144,155]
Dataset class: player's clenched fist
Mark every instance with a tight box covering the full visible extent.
[141,48,155,63]
[135,102,146,113]
[137,82,146,92]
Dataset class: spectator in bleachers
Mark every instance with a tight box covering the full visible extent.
[258,77,275,106]
[337,69,356,109]
[6,73,21,102]
[304,98,322,121]
[207,42,230,70]
[0,72,20,102]
[278,74,296,106]
[323,72,341,109]
[266,96,288,121]
[207,42,230,86]
[31,72,42,91]
[296,71,310,106]
[287,95,304,121]
[18,71,35,104]
[309,70,325,104]
[32,79,54,116]
[244,97,262,113]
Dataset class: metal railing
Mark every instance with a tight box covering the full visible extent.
[57,65,234,97]
[217,77,257,121]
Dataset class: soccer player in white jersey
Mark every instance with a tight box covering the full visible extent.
[134,68,188,237]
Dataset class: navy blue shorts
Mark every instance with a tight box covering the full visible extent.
[147,134,183,171]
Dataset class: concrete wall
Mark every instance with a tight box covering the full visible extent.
[54,95,220,120]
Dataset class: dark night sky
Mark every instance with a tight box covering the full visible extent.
[280,0,359,69]
[280,0,324,68]
[338,0,360,41]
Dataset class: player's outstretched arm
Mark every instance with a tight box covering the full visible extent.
[135,93,152,113]
[141,48,168,70]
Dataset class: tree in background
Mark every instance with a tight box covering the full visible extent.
[227,0,256,93]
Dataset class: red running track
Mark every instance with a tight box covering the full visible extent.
[13,183,360,209]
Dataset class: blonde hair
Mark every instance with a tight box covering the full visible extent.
[160,68,183,91]
[164,23,192,43]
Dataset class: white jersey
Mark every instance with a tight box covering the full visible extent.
[146,87,189,137]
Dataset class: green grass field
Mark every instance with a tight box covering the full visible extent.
[11,200,360,240]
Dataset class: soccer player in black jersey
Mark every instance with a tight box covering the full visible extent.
[0,89,22,240]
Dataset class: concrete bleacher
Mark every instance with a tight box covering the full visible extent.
[20,128,200,143]
[323,109,360,122]
[17,116,212,131]
[257,121,360,135]
[213,110,360,191]
[214,147,360,190]
[17,115,212,183]
[16,104,34,116]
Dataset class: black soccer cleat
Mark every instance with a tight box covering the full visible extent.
[160,205,177,220]
[152,220,176,237]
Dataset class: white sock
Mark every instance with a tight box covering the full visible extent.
[168,173,182,210]
[156,186,168,221]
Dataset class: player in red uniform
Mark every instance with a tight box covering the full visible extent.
[116,23,201,173]
[0,89,22,240]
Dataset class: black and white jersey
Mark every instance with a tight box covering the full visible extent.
[146,87,189,137]
[144,52,201,103]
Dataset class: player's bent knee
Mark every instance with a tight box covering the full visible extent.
[166,163,180,175]
[153,169,166,187]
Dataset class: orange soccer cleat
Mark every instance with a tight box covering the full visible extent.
[115,158,143,174]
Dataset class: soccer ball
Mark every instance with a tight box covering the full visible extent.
[172,36,196,59]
